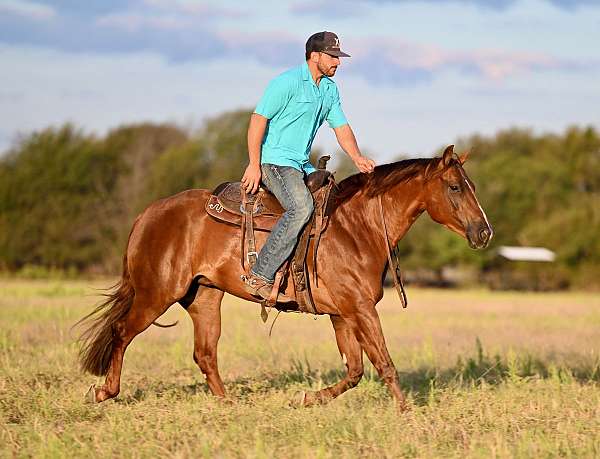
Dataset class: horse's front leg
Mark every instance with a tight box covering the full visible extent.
[302,315,363,407]
[346,305,408,410]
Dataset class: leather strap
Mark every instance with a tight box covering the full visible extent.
[241,191,258,274]
[311,177,334,287]
[266,260,288,308]
[240,193,247,270]
[377,194,408,308]
[291,211,318,314]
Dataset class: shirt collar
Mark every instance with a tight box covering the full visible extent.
[301,61,310,81]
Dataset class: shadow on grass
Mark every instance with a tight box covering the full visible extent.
[397,338,600,404]
[231,338,600,404]
[115,339,600,405]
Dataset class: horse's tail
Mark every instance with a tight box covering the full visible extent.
[76,251,135,377]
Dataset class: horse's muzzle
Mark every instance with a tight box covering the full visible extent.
[467,223,493,249]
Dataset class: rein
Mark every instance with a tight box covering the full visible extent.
[377,194,408,308]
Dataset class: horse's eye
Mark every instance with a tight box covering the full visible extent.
[449,184,461,193]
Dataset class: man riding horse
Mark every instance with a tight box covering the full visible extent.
[77,33,493,409]
[240,31,376,301]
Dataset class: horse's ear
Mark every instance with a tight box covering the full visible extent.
[459,150,469,164]
[442,145,454,167]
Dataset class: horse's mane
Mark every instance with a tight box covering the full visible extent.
[334,157,437,205]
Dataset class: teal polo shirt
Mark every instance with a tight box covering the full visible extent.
[254,61,348,174]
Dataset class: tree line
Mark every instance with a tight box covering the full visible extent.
[0,109,598,289]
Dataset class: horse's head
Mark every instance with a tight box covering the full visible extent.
[423,145,493,249]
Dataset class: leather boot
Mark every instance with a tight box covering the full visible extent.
[242,274,294,303]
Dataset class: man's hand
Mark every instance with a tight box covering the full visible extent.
[241,163,261,194]
[353,155,375,173]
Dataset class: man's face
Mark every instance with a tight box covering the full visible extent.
[316,52,341,77]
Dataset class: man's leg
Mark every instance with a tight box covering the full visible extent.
[244,164,313,297]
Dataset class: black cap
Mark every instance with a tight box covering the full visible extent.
[306,31,350,58]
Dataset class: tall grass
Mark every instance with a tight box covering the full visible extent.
[1,279,599,457]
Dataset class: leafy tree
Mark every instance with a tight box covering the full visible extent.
[0,125,117,270]
[1,116,598,288]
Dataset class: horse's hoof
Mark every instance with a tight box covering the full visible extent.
[289,390,307,408]
[216,395,235,406]
[84,384,97,404]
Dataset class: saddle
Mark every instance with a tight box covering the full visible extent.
[205,156,336,316]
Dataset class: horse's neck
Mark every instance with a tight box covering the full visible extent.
[333,177,425,248]
[379,182,426,246]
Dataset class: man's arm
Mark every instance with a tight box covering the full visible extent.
[333,124,375,173]
[241,113,268,194]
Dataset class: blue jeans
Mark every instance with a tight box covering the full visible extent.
[251,164,314,282]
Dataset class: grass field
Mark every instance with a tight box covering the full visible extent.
[1,279,599,458]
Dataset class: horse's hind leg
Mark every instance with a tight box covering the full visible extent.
[302,315,364,407]
[93,292,170,403]
[186,287,226,397]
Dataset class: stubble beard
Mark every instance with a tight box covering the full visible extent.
[318,61,337,77]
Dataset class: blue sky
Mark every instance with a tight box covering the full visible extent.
[0,0,599,161]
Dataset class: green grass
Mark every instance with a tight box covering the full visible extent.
[1,279,599,458]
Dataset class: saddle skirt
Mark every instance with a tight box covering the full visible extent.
[205,169,334,232]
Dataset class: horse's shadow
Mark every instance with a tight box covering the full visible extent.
[116,347,599,406]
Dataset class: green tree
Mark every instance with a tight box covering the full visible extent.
[0,125,118,270]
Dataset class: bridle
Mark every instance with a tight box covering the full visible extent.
[375,155,466,309]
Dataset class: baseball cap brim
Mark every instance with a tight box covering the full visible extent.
[324,50,351,58]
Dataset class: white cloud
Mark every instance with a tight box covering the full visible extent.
[347,37,594,83]
[140,0,245,17]
[1,44,598,161]
[0,0,56,20]
[96,12,194,31]
[0,45,273,152]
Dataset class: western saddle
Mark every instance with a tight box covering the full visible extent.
[205,156,336,317]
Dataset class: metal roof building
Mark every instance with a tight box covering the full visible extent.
[497,246,556,262]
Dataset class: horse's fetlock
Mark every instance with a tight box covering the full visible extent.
[96,384,120,402]
[347,370,363,387]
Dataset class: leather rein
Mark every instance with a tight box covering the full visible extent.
[377,194,408,308]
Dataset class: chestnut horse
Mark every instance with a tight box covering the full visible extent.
[78,145,492,408]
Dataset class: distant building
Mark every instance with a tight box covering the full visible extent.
[497,246,556,262]
[484,246,565,291]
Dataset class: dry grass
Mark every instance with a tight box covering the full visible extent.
[1,279,599,458]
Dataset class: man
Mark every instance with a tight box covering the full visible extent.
[241,31,375,301]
